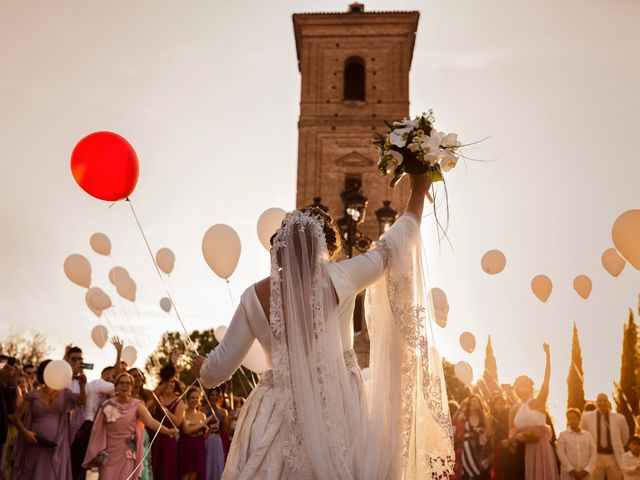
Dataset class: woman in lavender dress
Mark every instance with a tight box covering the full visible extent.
[12,359,86,480]
[203,389,225,480]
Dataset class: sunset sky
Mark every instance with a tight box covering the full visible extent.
[1,0,639,426]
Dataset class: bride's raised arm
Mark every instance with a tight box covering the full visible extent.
[196,297,256,388]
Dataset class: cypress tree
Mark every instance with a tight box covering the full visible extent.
[616,309,639,433]
[482,336,500,393]
[566,322,586,410]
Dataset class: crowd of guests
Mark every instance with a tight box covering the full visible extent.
[449,344,640,480]
[0,340,244,480]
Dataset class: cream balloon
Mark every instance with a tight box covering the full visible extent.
[159,297,172,313]
[430,288,449,328]
[86,287,112,312]
[531,275,552,303]
[86,296,102,317]
[156,248,176,275]
[43,360,73,390]
[89,232,111,256]
[257,208,286,251]
[108,266,130,286]
[241,340,269,373]
[602,248,626,277]
[214,326,227,343]
[116,276,137,302]
[454,361,473,385]
[64,254,92,288]
[612,209,640,270]
[481,249,506,275]
[121,346,138,366]
[459,332,477,354]
[573,275,592,300]
[202,224,241,280]
[91,325,109,348]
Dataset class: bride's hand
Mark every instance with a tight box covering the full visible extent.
[192,355,205,378]
[409,174,432,194]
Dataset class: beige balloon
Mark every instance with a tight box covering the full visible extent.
[214,325,227,343]
[116,276,137,302]
[64,254,92,288]
[429,287,449,328]
[454,361,473,385]
[121,346,137,366]
[159,297,172,313]
[531,275,552,303]
[481,249,506,275]
[241,340,269,373]
[202,224,241,280]
[459,332,477,353]
[91,325,109,348]
[86,287,112,311]
[612,209,640,270]
[89,232,111,256]
[108,266,130,286]
[156,248,175,275]
[602,248,626,277]
[43,360,73,390]
[573,275,592,300]
[257,208,286,251]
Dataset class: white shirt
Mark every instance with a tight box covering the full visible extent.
[622,451,640,480]
[84,378,114,422]
[557,428,597,474]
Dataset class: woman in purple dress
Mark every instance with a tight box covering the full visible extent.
[151,373,185,480]
[11,359,86,480]
[203,389,225,480]
[178,387,207,480]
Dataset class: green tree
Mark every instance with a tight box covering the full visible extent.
[567,322,586,410]
[482,336,500,394]
[615,309,639,433]
[145,328,258,398]
[0,331,52,366]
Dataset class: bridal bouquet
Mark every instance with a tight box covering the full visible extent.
[373,110,461,188]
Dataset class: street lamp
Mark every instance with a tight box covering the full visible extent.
[337,178,371,259]
[375,200,398,235]
[309,196,329,212]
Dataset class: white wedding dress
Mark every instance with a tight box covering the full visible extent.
[200,211,454,480]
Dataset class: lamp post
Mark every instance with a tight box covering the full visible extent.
[375,200,398,235]
[337,178,371,259]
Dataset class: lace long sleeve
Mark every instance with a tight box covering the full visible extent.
[200,298,255,388]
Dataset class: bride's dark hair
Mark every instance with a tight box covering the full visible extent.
[270,206,342,260]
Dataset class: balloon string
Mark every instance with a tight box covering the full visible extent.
[226,280,234,306]
[124,198,218,415]
[125,198,198,355]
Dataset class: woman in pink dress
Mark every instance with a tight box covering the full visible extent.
[83,372,178,480]
[12,359,86,480]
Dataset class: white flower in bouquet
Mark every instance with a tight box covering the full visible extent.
[385,150,404,174]
[440,132,460,150]
[390,125,414,148]
[439,150,458,172]
[392,117,418,129]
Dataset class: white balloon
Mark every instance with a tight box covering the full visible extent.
[44,360,73,390]
[91,325,109,349]
[454,361,473,385]
[121,346,138,366]
[214,326,227,343]
[430,288,449,328]
[86,287,112,312]
[109,266,130,286]
[257,208,286,251]
[602,247,626,277]
[531,275,553,303]
[202,224,241,280]
[459,332,476,353]
[156,248,176,275]
[116,276,137,302]
[612,209,640,270]
[481,249,506,275]
[573,275,592,300]
[90,232,111,256]
[64,254,92,288]
[241,340,269,374]
[159,297,172,313]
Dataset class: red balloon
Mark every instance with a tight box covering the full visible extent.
[71,131,139,201]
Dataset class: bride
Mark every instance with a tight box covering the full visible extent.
[193,174,454,479]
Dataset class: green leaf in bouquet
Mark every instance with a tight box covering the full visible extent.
[384,119,395,130]
[426,166,444,183]
[390,172,405,189]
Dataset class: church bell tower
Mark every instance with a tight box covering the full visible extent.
[293,3,419,241]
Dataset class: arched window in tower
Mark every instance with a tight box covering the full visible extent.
[344,56,365,101]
